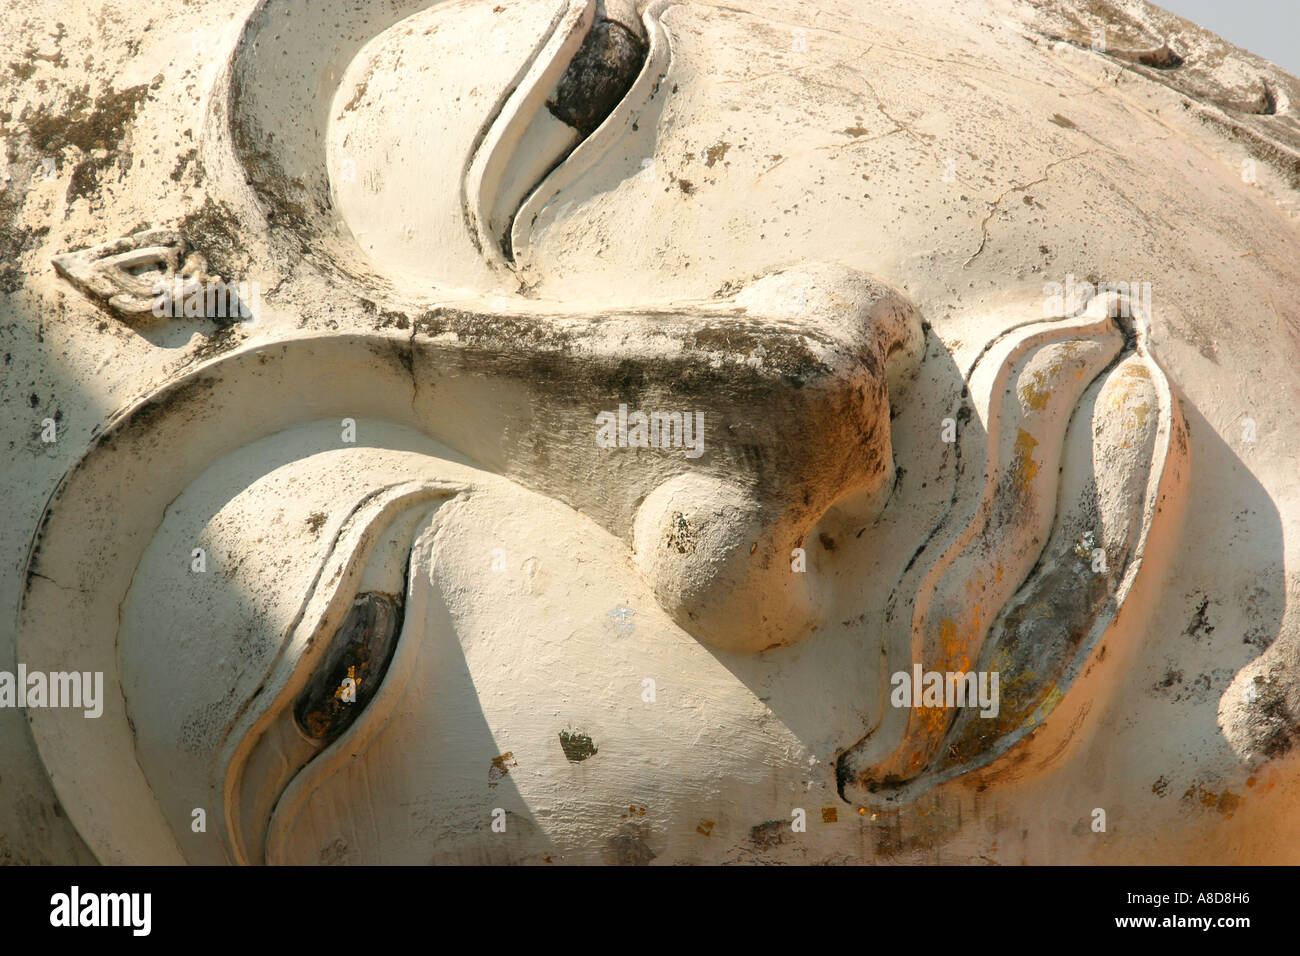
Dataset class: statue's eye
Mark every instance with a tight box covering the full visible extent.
[294,592,403,745]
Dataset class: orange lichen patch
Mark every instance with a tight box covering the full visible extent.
[942,648,1043,766]
[303,712,330,738]
[1010,428,1039,497]
[821,807,839,823]
[945,648,974,676]
[332,664,361,700]
[1108,363,1153,428]
[915,697,951,740]
[487,752,517,787]
[1020,368,1052,411]
[1020,356,1082,411]
[621,804,648,820]
[1182,784,1244,817]
[937,617,975,673]
[1120,361,1151,381]
[696,820,715,836]
[1246,776,1257,788]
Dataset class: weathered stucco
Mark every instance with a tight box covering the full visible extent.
[1,0,1299,864]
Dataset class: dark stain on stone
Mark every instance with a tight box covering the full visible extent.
[1184,595,1215,640]
[605,823,655,865]
[189,323,243,361]
[20,83,151,209]
[305,512,327,534]
[1122,42,1184,70]
[117,374,218,440]
[1254,80,1279,116]
[558,730,598,762]
[1246,669,1299,759]
[691,325,830,386]
[319,837,349,865]
[178,196,248,282]
[750,819,790,848]
[170,147,199,183]
[1049,113,1077,129]
[375,309,410,331]
[666,512,698,554]
[547,17,647,137]
[65,159,102,204]
[24,82,150,155]
[0,161,50,292]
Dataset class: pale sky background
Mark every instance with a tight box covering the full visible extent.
[1155,0,1300,77]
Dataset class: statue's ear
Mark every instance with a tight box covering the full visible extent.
[839,300,1188,806]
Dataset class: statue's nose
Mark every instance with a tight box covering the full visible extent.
[365,262,920,653]
[617,264,923,652]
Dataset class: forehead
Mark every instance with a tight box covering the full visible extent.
[233,0,1300,361]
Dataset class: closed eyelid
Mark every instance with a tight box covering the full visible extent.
[217,483,462,865]
[294,591,403,745]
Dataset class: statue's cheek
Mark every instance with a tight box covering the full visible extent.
[259,485,820,866]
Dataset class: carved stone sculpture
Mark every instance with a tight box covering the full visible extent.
[1,0,1298,865]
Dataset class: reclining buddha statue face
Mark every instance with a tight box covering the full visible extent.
[15,0,1300,864]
